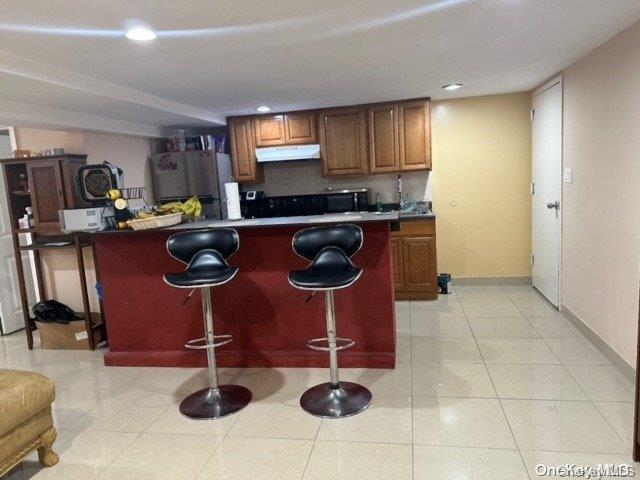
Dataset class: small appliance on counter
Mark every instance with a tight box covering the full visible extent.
[59,206,115,233]
[59,162,141,232]
[75,162,124,205]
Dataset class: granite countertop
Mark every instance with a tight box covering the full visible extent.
[167,211,399,231]
[397,212,435,221]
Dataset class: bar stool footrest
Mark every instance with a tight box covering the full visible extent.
[185,335,233,350]
[306,336,355,352]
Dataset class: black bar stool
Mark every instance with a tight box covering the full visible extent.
[288,224,372,418]
[164,228,251,419]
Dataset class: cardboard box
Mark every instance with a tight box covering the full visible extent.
[36,314,103,350]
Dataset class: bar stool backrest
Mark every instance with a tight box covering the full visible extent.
[167,228,239,265]
[292,224,363,261]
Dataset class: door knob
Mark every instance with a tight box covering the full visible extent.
[546,201,560,210]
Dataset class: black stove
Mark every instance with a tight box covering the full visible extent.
[240,189,370,218]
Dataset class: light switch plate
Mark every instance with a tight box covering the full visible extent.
[563,168,573,183]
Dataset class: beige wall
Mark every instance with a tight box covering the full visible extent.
[562,21,640,365]
[432,93,533,278]
[13,127,85,155]
[15,128,152,312]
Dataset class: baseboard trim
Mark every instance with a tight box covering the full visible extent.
[453,276,532,286]
[561,304,635,382]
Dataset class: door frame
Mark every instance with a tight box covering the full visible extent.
[531,75,563,308]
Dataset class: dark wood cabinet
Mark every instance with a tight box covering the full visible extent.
[390,237,404,289]
[399,100,431,170]
[27,160,65,234]
[25,156,87,234]
[284,112,317,144]
[253,115,286,147]
[318,107,368,176]
[0,154,103,350]
[392,219,437,300]
[228,117,261,182]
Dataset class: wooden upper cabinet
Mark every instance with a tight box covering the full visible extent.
[368,104,399,173]
[398,100,431,170]
[27,160,66,234]
[228,117,260,182]
[318,107,367,176]
[253,112,317,146]
[253,115,286,147]
[284,112,316,144]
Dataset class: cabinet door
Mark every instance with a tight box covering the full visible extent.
[390,237,404,289]
[318,108,367,176]
[60,158,88,208]
[402,236,437,291]
[228,117,260,182]
[27,160,65,234]
[253,115,286,147]
[284,112,317,144]
[368,104,399,173]
[399,100,431,170]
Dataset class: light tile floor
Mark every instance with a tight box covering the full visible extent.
[1,285,637,479]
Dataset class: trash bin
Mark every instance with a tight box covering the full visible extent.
[438,273,452,294]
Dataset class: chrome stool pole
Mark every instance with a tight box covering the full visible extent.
[179,287,251,420]
[299,290,372,418]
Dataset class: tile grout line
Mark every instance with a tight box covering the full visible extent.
[475,286,532,479]
[408,301,415,480]
[559,358,632,454]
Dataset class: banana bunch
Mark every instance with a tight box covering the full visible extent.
[155,196,202,218]
[180,196,203,218]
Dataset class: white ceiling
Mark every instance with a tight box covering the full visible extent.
[1,0,639,136]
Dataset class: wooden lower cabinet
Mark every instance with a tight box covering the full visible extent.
[390,237,404,289]
[392,219,438,300]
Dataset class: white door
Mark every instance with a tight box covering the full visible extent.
[0,158,24,333]
[532,79,562,307]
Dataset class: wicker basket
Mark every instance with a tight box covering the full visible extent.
[126,212,183,230]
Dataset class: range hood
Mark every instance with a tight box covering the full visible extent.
[256,144,321,163]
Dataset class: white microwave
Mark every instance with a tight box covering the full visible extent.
[59,207,114,233]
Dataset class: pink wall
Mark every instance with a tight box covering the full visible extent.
[562,21,640,365]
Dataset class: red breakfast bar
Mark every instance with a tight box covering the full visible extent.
[93,213,398,369]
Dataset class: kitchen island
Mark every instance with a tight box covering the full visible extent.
[94,212,398,368]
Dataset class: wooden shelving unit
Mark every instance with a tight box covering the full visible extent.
[0,155,105,350]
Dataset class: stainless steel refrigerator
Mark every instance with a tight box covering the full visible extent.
[150,151,233,219]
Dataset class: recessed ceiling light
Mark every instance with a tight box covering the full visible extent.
[442,83,463,91]
[256,106,272,113]
[125,27,157,41]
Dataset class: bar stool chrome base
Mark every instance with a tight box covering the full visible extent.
[180,385,252,420]
[300,381,372,418]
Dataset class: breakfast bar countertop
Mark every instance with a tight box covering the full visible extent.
[167,210,399,230]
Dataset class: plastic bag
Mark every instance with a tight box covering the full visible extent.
[33,300,81,324]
